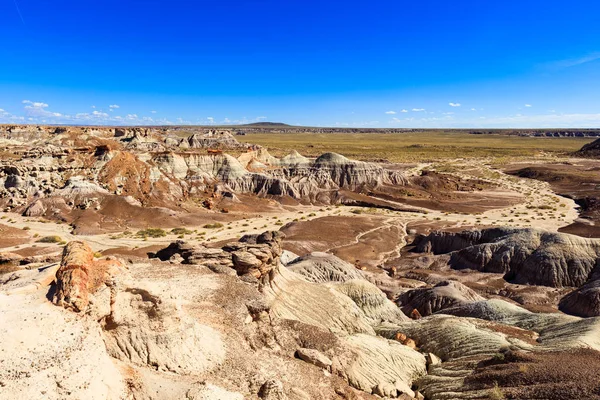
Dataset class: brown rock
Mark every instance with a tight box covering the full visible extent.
[410,308,422,320]
[53,241,121,312]
[53,241,94,312]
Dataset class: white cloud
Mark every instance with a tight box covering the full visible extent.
[256,116,267,121]
[92,110,108,117]
[109,104,120,109]
[412,108,425,112]
[385,111,396,114]
[400,109,408,113]
[91,105,96,109]
[22,100,49,108]
[449,102,461,107]
[443,112,454,115]
[525,104,532,107]
[470,108,476,111]
[151,110,157,114]
[22,100,64,119]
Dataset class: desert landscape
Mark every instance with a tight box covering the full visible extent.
[4,1,600,398]
[2,124,600,399]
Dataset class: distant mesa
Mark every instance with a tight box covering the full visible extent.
[240,122,291,127]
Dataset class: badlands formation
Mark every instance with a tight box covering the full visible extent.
[2,125,600,399]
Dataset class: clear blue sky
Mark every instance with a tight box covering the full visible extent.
[1,0,599,128]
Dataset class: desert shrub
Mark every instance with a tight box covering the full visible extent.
[203,223,224,229]
[22,226,31,231]
[36,235,63,243]
[136,228,167,238]
[488,382,505,400]
[171,227,193,235]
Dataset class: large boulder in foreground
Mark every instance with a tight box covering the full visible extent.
[53,241,95,312]
[53,241,122,312]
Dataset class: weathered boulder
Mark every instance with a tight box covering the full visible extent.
[296,348,332,370]
[53,241,122,312]
[53,241,95,312]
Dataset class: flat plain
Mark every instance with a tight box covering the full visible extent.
[245,131,593,162]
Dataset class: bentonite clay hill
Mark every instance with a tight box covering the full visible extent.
[2,125,600,400]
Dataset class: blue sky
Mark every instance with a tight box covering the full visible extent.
[1,0,600,128]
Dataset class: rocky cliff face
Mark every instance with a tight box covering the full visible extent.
[0,125,413,217]
[412,227,600,318]
[413,227,600,287]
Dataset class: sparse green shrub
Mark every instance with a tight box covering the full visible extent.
[36,235,63,243]
[488,382,505,400]
[136,228,167,238]
[171,227,193,235]
[203,223,224,229]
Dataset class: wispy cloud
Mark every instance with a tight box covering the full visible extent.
[470,108,476,111]
[412,108,425,112]
[109,104,120,109]
[525,104,532,108]
[13,0,25,26]
[151,110,157,114]
[449,102,461,107]
[400,109,408,113]
[385,110,396,114]
[548,52,600,69]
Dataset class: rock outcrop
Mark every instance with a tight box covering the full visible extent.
[413,227,600,288]
[155,231,285,281]
[397,280,484,316]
